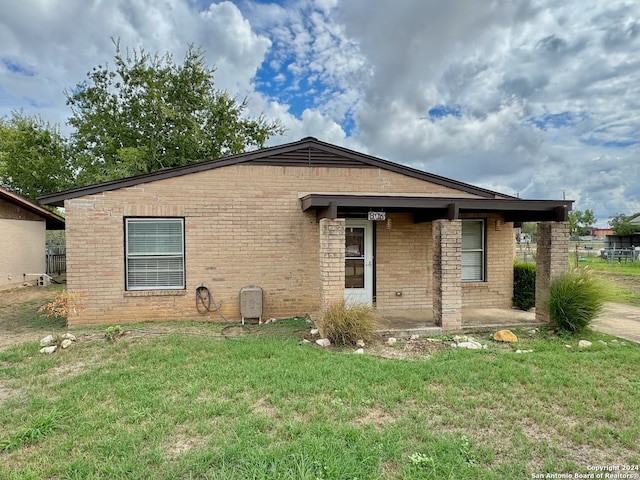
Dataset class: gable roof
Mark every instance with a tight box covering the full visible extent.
[0,187,65,230]
[38,137,513,207]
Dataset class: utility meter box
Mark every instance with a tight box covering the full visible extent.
[239,285,263,324]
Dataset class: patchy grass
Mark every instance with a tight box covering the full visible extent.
[578,256,640,276]
[0,317,639,479]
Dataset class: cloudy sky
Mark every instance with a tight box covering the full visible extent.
[1,0,639,226]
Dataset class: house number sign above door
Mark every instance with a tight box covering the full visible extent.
[367,211,386,221]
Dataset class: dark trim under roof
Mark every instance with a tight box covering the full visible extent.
[300,194,572,223]
[0,188,65,230]
[38,137,514,207]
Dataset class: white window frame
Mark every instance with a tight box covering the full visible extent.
[125,218,185,291]
[462,219,485,282]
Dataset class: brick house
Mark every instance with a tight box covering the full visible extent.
[40,137,571,330]
[1,187,65,289]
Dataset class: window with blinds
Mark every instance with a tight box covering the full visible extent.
[125,218,185,290]
[462,219,485,282]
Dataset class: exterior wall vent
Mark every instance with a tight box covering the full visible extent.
[240,285,263,324]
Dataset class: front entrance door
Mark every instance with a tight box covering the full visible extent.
[344,219,373,305]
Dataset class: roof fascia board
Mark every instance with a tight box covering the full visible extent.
[300,194,572,212]
[39,137,514,206]
[0,188,65,228]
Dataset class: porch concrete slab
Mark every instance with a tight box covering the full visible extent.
[377,309,442,337]
[377,307,545,337]
[462,307,544,332]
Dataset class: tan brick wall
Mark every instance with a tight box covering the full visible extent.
[535,221,570,323]
[375,214,432,309]
[64,164,517,325]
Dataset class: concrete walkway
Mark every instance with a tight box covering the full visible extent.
[592,302,640,344]
[378,303,640,343]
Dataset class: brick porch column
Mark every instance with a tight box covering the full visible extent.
[535,221,569,323]
[319,218,345,310]
[433,219,462,332]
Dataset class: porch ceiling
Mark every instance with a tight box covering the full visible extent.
[300,194,572,223]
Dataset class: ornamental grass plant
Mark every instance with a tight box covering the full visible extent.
[317,301,380,346]
[546,267,608,334]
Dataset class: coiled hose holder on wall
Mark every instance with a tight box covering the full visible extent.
[195,285,228,321]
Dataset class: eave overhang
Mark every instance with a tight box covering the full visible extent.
[0,188,65,230]
[300,194,572,223]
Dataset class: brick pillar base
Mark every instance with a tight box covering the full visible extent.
[319,218,345,311]
[433,219,462,332]
[535,221,569,323]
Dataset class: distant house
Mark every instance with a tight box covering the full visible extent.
[40,137,571,330]
[589,227,614,238]
[0,188,65,289]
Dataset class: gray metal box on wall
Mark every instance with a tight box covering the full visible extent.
[240,285,263,324]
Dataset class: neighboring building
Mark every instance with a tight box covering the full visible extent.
[589,228,613,238]
[40,137,571,330]
[629,214,640,232]
[1,187,65,289]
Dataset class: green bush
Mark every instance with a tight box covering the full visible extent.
[513,262,536,310]
[317,302,380,346]
[546,268,607,334]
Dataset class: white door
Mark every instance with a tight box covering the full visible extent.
[344,219,373,305]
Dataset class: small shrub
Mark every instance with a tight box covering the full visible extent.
[38,290,85,322]
[546,268,607,334]
[513,262,536,310]
[104,325,124,342]
[317,302,379,346]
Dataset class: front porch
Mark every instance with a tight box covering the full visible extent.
[377,307,545,337]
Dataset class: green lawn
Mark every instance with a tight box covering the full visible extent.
[1,315,640,479]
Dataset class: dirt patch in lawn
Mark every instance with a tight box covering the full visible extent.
[0,284,66,351]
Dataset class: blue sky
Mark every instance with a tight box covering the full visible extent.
[1,0,640,225]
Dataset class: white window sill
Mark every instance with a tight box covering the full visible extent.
[124,290,187,297]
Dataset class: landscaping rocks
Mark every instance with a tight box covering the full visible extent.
[455,341,483,350]
[40,334,55,347]
[39,345,57,354]
[493,330,518,343]
[515,349,534,354]
[315,338,331,347]
[356,339,365,347]
[310,328,319,336]
[578,340,592,348]
[355,348,364,354]
[385,337,397,346]
[61,339,73,349]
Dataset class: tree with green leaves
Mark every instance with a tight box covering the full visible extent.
[608,212,639,235]
[0,112,73,201]
[66,41,283,185]
[568,209,596,236]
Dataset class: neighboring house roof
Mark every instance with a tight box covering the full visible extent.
[0,187,65,230]
[38,136,571,222]
[628,214,640,225]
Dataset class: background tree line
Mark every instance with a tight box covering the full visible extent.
[0,42,283,202]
